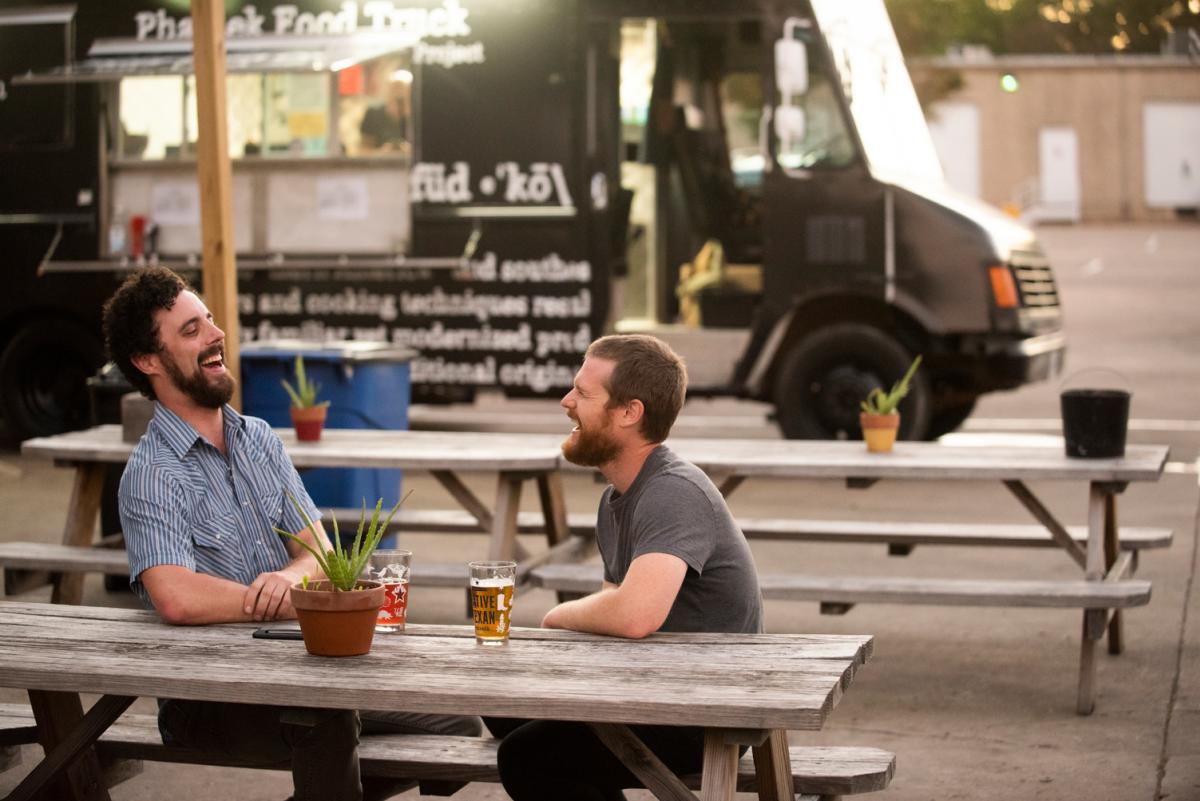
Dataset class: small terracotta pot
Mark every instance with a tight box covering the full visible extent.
[290,580,385,657]
[290,405,327,442]
[860,412,900,453]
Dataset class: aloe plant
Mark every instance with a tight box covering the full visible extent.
[280,355,330,410]
[274,492,409,591]
[860,355,923,416]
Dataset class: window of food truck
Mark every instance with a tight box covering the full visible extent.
[114,53,414,161]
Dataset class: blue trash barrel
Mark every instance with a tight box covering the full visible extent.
[240,341,415,546]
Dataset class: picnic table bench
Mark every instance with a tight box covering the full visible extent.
[17,426,583,602]
[0,602,885,801]
[0,704,895,799]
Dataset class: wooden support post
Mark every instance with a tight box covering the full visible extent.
[535,472,570,547]
[589,723,696,801]
[699,728,739,801]
[190,0,241,409]
[1004,480,1088,568]
[1104,493,1124,654]
[488,475,523,561]
[13,692,134,801]
[55,464,107,604]
[751,729,793,801]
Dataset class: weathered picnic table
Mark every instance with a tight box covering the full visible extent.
[627,437,1169,714]
[0,601,875,801]
[17,424,576,600]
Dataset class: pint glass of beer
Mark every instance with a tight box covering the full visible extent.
[367,549,412,633]
[469,560,516,645]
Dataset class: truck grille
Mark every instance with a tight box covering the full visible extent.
[1010,251,1060,309]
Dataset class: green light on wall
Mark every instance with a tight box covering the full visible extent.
[1000,73,1020,93]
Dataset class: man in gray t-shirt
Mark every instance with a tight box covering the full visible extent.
[492,334,763,801]
[597,444,761,633]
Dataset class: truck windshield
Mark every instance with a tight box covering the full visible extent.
[810,0,942,184]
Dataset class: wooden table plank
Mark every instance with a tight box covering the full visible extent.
[0,603,871,733]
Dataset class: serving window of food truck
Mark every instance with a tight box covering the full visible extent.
[20,35,419,258]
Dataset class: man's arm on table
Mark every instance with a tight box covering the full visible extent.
[541,552,687,639]
[141,521,331,625]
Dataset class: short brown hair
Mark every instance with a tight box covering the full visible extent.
[586,334,686,443]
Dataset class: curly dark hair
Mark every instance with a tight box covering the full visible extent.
[102,267,191,400]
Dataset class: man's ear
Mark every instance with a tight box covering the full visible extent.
[618,398,645,430]
[130,351,160,378]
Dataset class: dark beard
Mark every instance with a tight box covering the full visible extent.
[162,349,235,409]
[561,423,620,467]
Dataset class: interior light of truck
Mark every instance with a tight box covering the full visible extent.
[989,265,1019,308]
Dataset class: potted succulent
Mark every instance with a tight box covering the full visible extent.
[859,355,923,453]
[281,355,329,442]
[275,494,405,656]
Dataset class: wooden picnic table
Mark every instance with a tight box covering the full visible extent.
[19,425,574,601]
[0,601,874,801]
[659,437,1170,714]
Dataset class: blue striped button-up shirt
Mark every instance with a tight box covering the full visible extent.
[119,403,321,608]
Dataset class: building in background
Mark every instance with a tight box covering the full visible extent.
[911,53,1200,222]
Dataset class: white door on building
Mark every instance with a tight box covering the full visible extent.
[1143,102,1200,208]
[1037,127,1081,222]
[927,102,981,198]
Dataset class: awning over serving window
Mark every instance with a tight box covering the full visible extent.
[12,32,413,84]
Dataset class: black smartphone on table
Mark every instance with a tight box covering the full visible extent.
[253,627,304,641]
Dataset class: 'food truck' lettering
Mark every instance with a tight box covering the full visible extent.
[134,1,471,41]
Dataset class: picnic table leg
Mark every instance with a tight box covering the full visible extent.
[11,692,134,801]
[54,464,108,604]
[535,473,570,547]
[699,729,739,801]
[751,729,792,801]
[1077,483,1109,715]
[487,473,524,561]
[4,464,109,604]
[587,722,696,801]
[1104,493,1125,655]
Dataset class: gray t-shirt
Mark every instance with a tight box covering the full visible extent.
[596,445,763,633]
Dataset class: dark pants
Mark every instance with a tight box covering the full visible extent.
[486,717,706,801]
[159,699,481,801]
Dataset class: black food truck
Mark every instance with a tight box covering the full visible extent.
[0,0,1065,442]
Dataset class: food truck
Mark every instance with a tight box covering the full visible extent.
[0,0,1065,441]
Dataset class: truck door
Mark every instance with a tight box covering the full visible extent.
[760,10,884,319]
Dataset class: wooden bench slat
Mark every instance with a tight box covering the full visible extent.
[530,564,1153,609]
[0,706,894,795]
[358,509,1171,551]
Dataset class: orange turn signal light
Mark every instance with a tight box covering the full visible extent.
[989,265,1019,309]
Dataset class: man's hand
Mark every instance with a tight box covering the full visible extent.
[243,567,305,621]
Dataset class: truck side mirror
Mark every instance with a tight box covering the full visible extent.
[774,106,806,150]
[775,37,808,96]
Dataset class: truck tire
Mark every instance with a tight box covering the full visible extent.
[773,323,931,441]
[927,396,978,439]
[0,319,105,441]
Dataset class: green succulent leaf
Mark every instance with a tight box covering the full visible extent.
[860,355,922,415]
[274,490,412,591]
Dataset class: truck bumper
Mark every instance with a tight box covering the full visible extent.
[978,330,1067,389]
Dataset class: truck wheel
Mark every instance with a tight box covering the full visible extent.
[0,320,105,441]
[927,396,978,439]
[773,324,931,441]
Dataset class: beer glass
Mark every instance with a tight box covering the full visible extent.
[469,560,516,645]
[367,549,412,633]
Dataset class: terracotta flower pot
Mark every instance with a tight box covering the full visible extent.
[860,412,900,453]
[290,405,327,442]
[290,580,385,657]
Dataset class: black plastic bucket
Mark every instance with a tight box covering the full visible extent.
[1060,389,1130,458]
